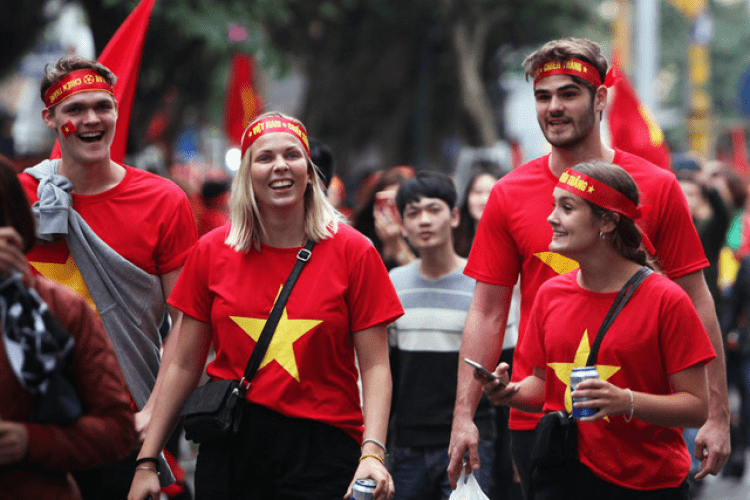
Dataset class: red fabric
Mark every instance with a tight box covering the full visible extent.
[464,150,708,431]
[0,275,136,500]
[50,0,157,162]
[521,270,715,489]
[605,62,671,170]
[168,224,403,441]
[19,166,197,311]
[224,53,263,147]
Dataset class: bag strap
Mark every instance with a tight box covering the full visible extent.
[586,266,652,366]
[240,239,315,389]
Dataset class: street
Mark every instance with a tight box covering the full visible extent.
[694,465,750,500]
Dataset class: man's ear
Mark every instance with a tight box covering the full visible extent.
[450,206,461,229]
[595,85,608,115]
[41,108,57,131]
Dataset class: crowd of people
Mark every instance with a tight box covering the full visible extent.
[0,34,743,500]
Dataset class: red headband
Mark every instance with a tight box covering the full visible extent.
[556,169,641,221]
[533,58,602,88]
[240,116,310,159]
[44,69,115,108]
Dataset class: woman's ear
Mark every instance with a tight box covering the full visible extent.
[601,212,619,235]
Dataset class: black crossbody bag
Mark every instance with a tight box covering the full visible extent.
[529,266,652,500]
[180,240,315,444]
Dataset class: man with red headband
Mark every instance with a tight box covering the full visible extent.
[447,38,729,497]
[9,55,199,499]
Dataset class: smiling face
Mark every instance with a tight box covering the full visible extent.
[401,196,459,252]
[534,74,603,149]
[42,91,117,166]
[249,131,310,213]
[547,187,604,259]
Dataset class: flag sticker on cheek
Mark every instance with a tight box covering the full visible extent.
[61,120,76,137]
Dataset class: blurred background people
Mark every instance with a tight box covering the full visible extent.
[453,168,501,259]
[196,178,231,237]
[352,165,417,270]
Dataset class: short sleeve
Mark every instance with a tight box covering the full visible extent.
[168,237,213,322]
[346,241,403,333]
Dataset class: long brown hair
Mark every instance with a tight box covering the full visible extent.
[572,161,654,268]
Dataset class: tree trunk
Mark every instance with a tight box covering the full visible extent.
[450,17,499,146]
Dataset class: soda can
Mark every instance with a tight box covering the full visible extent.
[570,366,599,418]
[352,478,377,500]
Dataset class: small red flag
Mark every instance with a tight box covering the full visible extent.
[50,0,157,162]
[224,53,263,146]
[605,60,671,170]
[61,120,76,138]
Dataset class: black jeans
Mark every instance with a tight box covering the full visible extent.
[194,403,360,500]
[560,460,689,500]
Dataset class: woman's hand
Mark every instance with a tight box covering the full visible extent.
[127,468,161,500]
[571,379,630,422]
[344,456,394,500]
[0,421,29,466]
[479,362,518,406]
[0,227,29,281]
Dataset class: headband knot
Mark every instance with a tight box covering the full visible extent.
[533,58,602,88]
[556,169,641,221]
[44,69,114,108]
[240,116,310,160]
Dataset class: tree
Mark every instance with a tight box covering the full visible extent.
[8,0,596,173]
[263,0,594,169]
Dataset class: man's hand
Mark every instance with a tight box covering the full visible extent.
[447,415,479,489]
[134,407,152,443]
[693,418,730,479]
[0,421,29,466]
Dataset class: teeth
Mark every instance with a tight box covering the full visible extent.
[271,180,293,188]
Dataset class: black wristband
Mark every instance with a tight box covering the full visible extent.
[135,456,159,468]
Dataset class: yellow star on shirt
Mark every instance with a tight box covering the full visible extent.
[230,287,322,381]
[548,329,620,414]
[534,251,580,276]
[30,255,98,314]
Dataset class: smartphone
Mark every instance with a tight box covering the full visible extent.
[374,191,400,221]
[464,358,506,386]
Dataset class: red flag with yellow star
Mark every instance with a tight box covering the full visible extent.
[224,53,263,146]
[605,60,671,170]
[50,0,157,162]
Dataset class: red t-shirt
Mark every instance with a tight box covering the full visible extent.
[521,270,715,489]
[20,165,198,312]
[465,150,709,430]
[168,223,404,441]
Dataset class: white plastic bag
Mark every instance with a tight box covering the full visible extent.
[449,468,490,500]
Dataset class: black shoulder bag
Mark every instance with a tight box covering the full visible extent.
[181,240,315,444]
[529,266,652,500]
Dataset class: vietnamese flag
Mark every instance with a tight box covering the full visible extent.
[605,60,671,170]
[50,0,157,162]
[224,53,263,146]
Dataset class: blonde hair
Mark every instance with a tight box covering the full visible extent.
[225,111,340,252]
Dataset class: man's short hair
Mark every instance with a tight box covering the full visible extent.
[522,38,608,90]
[396,171,457,215]
[40,55,117,106]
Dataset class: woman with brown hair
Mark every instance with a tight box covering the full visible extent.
[482,161,715,499]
